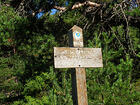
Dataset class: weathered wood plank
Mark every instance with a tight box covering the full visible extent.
[54,25,103,105]
[54,47,103,68]
[69,25,87,105]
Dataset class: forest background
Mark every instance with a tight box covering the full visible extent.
[0,0,140,105]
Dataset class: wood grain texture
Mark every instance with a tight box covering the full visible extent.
[54,25,103,105]
[69,25,83,47]
[69,25,88,105]
[54,47,103,68]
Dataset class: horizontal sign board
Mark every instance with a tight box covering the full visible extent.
[54,47,103,68]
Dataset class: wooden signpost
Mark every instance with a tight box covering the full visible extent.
[54,25,103,105]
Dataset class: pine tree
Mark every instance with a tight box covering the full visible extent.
[0,0,140,104]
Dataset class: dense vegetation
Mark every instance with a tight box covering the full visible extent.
[0,0,140,105]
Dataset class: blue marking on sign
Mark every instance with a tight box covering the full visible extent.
[75,32,80,38]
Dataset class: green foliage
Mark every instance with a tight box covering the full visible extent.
[0,6,16,46]
[62,11,81,25]
[126,8,140,17]
[87,56,140,104]
[13,67,73,105]
[0,56,25,103]
[0,1,140,105]
[86,29,140,105]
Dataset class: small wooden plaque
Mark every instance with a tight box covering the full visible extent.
[54,47,103,68]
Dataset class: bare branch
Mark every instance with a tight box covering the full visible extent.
[53,1,101,11]
[72,2,85,9]
[54,6,66,11]
[85,1,101,7]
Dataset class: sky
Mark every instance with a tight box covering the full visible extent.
[36,9,58,19]
[50,9,58,15]
[36,1,69,19]
[36,1,138,19]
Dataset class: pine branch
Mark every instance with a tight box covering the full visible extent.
[53,1,101,11]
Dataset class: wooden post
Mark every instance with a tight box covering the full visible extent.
[54,25,103,105]
[69,25,88,105]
